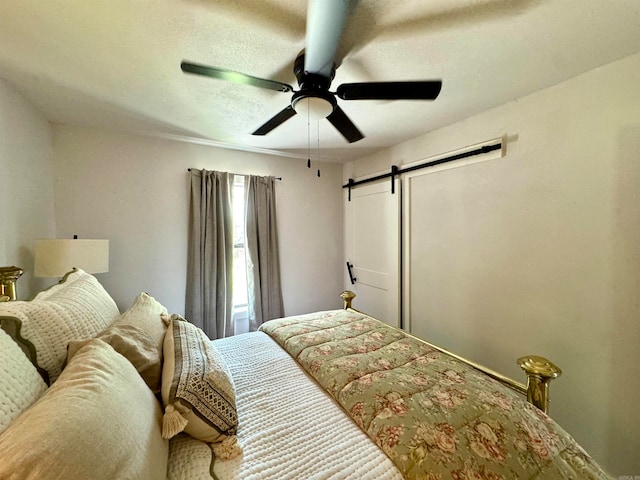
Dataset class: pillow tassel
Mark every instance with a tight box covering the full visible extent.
[160,313,172,327]
[162,403,188,439]
[211,435,242,460]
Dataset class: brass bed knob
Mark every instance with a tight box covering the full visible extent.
[340,290,356,310]
[0,266,24,301]
[517,355,562,414]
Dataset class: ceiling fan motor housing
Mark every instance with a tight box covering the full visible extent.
[292,52,337,118]
[294,52,335,89]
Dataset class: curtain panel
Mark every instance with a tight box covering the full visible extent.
[186,169,234,339]
[245,175,284,330]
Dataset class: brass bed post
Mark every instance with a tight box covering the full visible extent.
[340,290,356,310]
[517,356,562,414]
[339,290,562,414]
[0,266,23,301]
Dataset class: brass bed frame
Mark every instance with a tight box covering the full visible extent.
[0,266,23,302]
[340,290,561,414]
[0,267,560,414]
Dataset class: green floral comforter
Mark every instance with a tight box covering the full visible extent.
[259,310,610,479]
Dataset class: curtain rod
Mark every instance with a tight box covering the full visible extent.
[342,143,501,200]
[187,168,282,180]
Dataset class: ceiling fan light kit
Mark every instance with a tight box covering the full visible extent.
[292,94,334,120]
[180,0,442,144]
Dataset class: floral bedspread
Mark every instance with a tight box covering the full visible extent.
[259,310,610,480]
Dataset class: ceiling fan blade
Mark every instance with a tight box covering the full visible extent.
[336,81,442,100]
[181,61,294,93]
[252,106,297,136]
[326,105,364,143]
[304,0,353,77]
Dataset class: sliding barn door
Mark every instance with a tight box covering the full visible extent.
[344,180,401,327]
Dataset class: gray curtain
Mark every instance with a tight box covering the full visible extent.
[186,169,234,339]
[245,175,284,330]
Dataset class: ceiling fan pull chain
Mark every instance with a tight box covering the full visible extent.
[307,103,311,168]
[317,120,321,178]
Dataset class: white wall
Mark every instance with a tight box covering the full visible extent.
[0,79,56,297]
[52,126,344,317]
[344,52,640,476]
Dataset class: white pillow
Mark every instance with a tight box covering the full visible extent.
[0,338,168,480]
[0,328,47,435]
[0,268,119,383]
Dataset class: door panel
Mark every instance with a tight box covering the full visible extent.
[344,180,400,327]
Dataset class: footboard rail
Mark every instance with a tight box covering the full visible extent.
[340,291,561,414]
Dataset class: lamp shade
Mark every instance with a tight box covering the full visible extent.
[35,239,109,277]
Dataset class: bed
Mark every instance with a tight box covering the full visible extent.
[0,268,610,479]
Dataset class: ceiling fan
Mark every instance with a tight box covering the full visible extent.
[180,0,442,144]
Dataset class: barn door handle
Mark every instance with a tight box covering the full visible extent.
[346,262,357,285]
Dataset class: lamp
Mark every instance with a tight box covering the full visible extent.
[35,237,109,277]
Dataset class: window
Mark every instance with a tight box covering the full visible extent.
[187,169,283,338]
[231,175,249,334]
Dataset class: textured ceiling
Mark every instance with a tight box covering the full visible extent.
[1,0,639,162]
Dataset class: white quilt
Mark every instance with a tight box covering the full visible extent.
[167,331,403,480]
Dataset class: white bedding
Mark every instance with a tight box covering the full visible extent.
[167,331,403,480]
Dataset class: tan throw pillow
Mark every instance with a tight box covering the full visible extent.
[0,328,47,435]
[67,292,168,392]
[161,314,240,458]
[115,291,168,353]
[67,324,162,392]
[0,338,168,480]
[0,268,120,383]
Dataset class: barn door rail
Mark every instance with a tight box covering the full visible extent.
[343,140,503,201]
